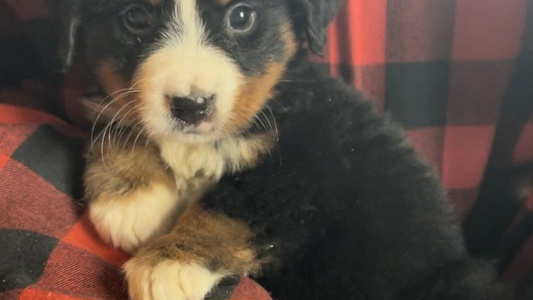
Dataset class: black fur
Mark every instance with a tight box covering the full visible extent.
[288,0,344,55]
[202,64,511,299]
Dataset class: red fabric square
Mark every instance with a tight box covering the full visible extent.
[230,277,271,300]
[0,103,51,123]
[20,289,87,300]
[452,0,528,60]
[37,243,128,300]
[348,0,387,65]
[326,0,388,67]
[442,125,495,189]
[0,153,8,172]
[0,105,81,137]
[0,160,79,239]
[62,214,130,267]
[326,5,347,69]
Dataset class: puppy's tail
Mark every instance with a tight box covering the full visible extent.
[402,260,513,300]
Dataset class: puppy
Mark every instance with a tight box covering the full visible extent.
[59,0,510,299]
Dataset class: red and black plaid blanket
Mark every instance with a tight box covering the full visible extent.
[1,0,533,299]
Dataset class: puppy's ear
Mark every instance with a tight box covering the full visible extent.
[56,0,82,72]
[291,0,345,56]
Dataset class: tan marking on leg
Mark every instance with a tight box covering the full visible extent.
[85,140,172,198]
[85,140,181,253]
[124,204,259,300]
[137,204,259,274]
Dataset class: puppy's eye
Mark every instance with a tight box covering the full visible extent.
[225,4,257,34]
[122,4,155,34]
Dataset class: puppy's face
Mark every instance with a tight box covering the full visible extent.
[80,0,297,142]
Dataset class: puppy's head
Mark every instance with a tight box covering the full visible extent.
[59,0,343,143]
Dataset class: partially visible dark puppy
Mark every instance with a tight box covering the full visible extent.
[59,0,510,299]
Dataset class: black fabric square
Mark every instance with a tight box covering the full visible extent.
[463,166,523,257]
[11,125,85,200]
[0,229,58,292]
[385,61,451,129]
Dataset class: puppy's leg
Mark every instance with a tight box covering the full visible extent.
[124,204,259,300]
[85,137,180,253]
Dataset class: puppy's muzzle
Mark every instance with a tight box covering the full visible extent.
[170,95,214,125]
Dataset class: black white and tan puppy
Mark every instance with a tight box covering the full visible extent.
[59,0,510,299]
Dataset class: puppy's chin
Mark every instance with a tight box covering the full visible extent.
[158,131,228,145]
[141,113,234,144]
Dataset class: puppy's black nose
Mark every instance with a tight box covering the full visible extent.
[170,95,213,124]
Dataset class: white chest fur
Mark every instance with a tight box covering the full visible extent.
[158,134,273,185]
[156,133,272,209]
[88,133,272,253]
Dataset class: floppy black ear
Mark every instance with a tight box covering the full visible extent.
[292,0,345,56]
[56,0,82,72]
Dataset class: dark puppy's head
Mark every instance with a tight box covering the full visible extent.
[59,0,343,142]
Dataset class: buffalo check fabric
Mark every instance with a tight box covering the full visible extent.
[1,0,533,299]
[322,0,533,289]
[0,100,267,298]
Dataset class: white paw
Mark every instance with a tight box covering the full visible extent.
[124,259,224,300]
[89,183,180,253]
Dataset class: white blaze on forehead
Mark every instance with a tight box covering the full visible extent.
[170,0,206,46]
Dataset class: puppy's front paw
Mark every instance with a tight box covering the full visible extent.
[124,255,224,300]
[123,205,259,300]
[89,183,179,253]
